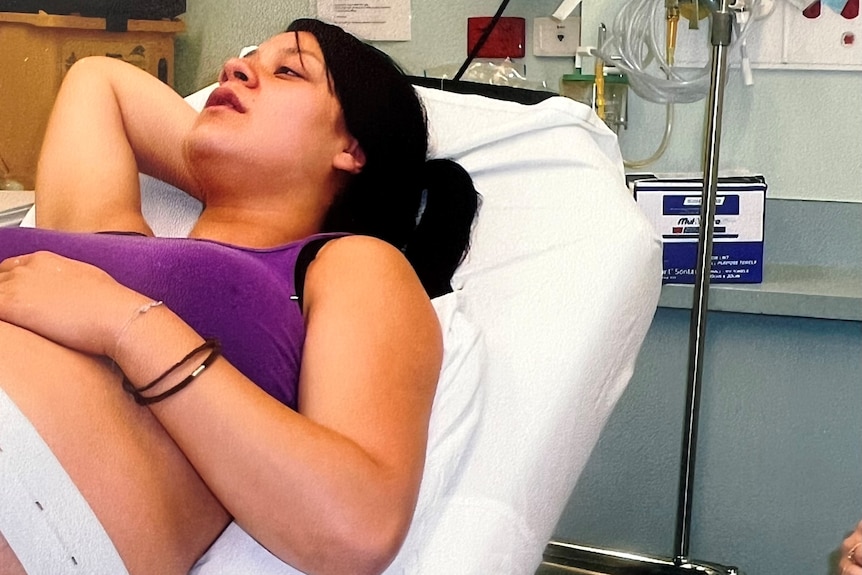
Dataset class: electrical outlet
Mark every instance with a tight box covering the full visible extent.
[533,16,581,57]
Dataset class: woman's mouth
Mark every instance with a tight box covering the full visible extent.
[204,88,246,113]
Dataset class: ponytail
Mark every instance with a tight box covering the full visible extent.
[321,156,480,299]
[403,159,480,298]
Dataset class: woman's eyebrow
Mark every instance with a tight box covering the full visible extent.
[278,46,324,69]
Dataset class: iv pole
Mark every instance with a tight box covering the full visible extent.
[541,0,743,573]
[674,0,733,564]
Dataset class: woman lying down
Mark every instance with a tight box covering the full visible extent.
[0,18,478,575]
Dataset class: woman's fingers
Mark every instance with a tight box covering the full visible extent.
[0,254,26,272]
[0,251,138,356]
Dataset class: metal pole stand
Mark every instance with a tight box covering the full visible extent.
[540,1,743,573]
[540,541,741,574]
[674,0,733,565]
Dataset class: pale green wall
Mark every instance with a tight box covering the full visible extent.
[174,0,861,204]
[175,0,576,95]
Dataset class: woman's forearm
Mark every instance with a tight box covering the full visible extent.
[113,307,422,575]
[110,238,440,575]
[35,57,200,232]
[159,371,415,575]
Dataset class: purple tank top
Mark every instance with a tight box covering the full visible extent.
[0,227,336,409]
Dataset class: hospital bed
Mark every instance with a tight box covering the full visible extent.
[20,81,662,574]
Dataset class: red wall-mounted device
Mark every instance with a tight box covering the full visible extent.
[467,17,526,59]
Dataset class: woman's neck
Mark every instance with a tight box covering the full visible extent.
[188,205,320,248]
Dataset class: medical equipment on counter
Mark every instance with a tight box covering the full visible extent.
[632,174,767,284]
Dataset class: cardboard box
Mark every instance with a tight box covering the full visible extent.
[632,175,767,284]
[0,12,183,189]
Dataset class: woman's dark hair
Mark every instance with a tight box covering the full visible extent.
[286,18,480,299]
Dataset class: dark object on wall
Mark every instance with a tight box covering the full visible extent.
[0,2,186,21]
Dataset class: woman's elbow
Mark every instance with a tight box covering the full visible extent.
[326,506,413,575]
[266,501,414,575]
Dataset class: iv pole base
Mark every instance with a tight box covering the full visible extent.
[539,541,743,575]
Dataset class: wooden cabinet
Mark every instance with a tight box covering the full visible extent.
[0,12,184,189]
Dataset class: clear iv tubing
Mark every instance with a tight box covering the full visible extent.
[593,0,758,167]
[593,0,760,104]
[624,103,674,169]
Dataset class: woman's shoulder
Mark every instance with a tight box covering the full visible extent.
[313,234,409,271]
[305,234,426,304]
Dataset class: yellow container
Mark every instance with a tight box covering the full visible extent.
[0,11,184,188]
[560,72,628,133]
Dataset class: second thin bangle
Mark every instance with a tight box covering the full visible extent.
[122,338,222,405]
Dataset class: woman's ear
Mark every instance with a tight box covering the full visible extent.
[333,138,366,175]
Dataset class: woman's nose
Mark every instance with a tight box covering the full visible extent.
[219,57,258,87]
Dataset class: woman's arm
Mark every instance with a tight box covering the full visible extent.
[36,57,200,233]
[0,236,442,575]
[142,236,441,575]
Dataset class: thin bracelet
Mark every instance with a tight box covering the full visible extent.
[122,338,222,406]
[114,300,164,359]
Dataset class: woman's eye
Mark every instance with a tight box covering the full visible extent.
[275,66,300,78]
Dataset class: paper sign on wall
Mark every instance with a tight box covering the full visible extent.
[317,0,411,41]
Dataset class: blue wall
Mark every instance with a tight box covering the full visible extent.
[557,308,862,574]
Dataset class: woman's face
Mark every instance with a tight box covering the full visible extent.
[184,31,363,204]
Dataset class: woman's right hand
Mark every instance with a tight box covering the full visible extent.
[0,251,150,358]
